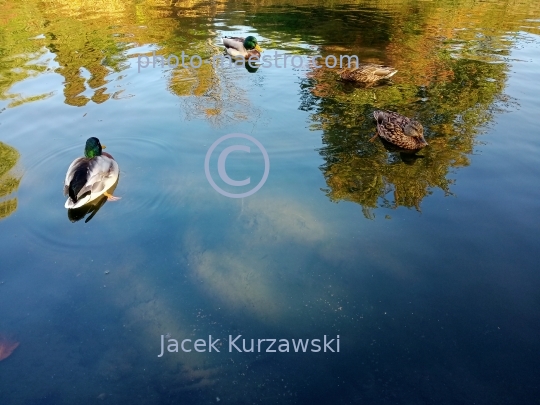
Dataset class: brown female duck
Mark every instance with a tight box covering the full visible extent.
[338,63,397,84]
[372,110,428,150]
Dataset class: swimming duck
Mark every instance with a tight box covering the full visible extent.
[64,137,120,209]
[372,110,428,150]
[338,63,397,84]
[222,36,262,59]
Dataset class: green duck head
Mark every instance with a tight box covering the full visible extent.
[243,36,262,52]
[84,137,103,158]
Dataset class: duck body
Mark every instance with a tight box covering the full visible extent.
[64,137,120,209]
[339,63,397,84]
[222,36,262,59]
[373,110,428,150]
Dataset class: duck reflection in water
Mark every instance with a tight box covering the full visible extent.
[244,60,260,73]
[379,138,426,165]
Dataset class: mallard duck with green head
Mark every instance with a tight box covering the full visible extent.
[372,110,428,150]
[222,36,262,59]
[64,137,121,209]
[339,63,397,84]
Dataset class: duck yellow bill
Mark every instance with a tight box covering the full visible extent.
[101,145,106,149]
[255,44,262,52]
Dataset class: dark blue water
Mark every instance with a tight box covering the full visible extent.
[1,1,540,404]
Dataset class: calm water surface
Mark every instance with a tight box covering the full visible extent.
[1,0,540,404]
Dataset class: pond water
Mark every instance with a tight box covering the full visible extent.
[1,0,540,404]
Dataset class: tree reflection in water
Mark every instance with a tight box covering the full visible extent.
[301,37,516,218]
[0,142,21,221]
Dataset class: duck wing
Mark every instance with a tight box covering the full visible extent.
[65,156,116,203]
[64,157,86,197]
[361,64,397,79]
[222,36,246,52]
[374,110,411,131]
[373,110,405,143]
[340,64,397,82]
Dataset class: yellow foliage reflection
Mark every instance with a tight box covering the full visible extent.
[0,0,253,123]
[0,142,21,220]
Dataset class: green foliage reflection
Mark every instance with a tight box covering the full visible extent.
[0,142,21,220]
[289,0,534,218]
